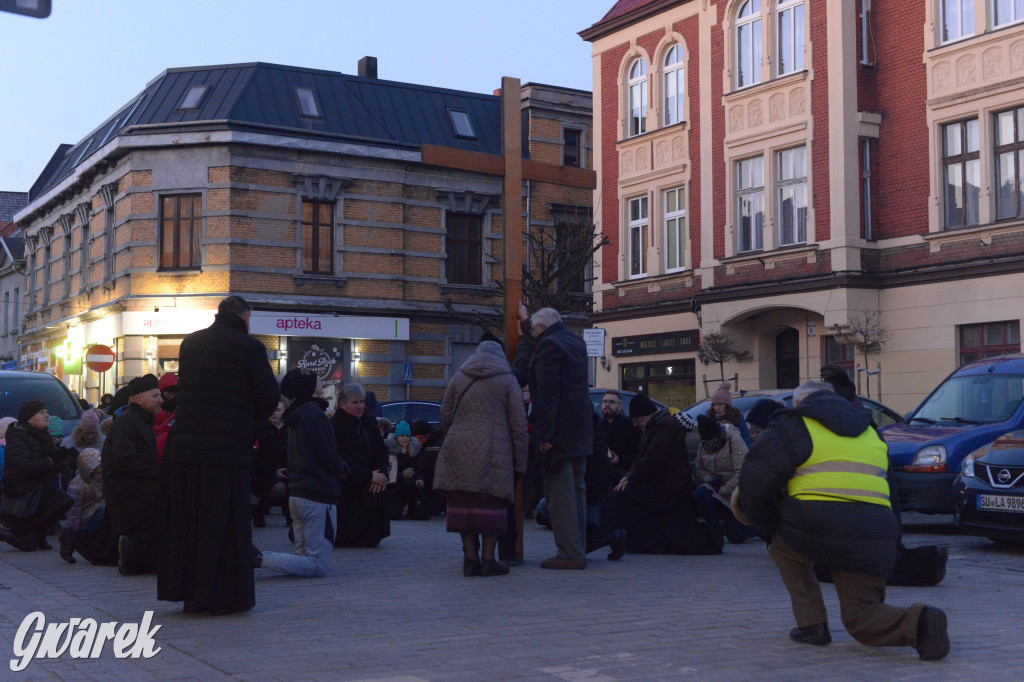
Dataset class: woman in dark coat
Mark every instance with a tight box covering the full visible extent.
[0,401,73,551]
[331,383,390,548]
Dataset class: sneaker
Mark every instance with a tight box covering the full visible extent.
[789,623,832,645]
[481,559,510,577]
[462,558,482,577]
[540,556,587,570]
[915,607,950,661]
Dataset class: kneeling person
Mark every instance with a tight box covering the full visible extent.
[257,369,350,577]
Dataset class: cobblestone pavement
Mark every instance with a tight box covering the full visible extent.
[1,512,1021,680]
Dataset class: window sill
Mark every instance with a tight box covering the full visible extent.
[294,274,347,288]
[924,219,1024,253]
[616,121,688,147]
[721,243,818,273]
[612,269,694,292]
[158,267,203,274]
[439,282,497,295]
[724,70,808,101]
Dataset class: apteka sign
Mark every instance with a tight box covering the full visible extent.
[10,611,162,672]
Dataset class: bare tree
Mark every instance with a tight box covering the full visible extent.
[697,331,743,384]
[847,310,892,399]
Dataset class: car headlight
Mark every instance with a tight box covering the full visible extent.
[961,457,974,478]
[905,445,947,473]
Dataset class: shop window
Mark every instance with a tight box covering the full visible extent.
[621,360,696,409]
[960,321,1021,365]
[159,194,202,270]
[942,118,980,229]
[445,212,483,285]
[302,199,334,275]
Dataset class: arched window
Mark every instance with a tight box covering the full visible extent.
[627,58,648,137]
[736,0,763,88]
[663,45,685,126]
[776,0,805,76]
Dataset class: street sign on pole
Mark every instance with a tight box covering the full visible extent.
[583,328,606,358]
[403,362,414,385]
[85,344,115,373]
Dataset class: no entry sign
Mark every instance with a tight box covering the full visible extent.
[85,344,115,372]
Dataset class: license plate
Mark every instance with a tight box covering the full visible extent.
[978,494,1024,513]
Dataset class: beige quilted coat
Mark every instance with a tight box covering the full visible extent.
[433,351,528,502]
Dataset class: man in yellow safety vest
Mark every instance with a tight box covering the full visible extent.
[735,381,949,661]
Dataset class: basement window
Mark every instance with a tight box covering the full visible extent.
[448,109,476,139]
[177,85,209,110]
[295,86,322,118]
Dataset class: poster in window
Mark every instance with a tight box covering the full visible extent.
[287,338,345,411]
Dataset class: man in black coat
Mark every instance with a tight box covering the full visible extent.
[600,390,641,477]
[158,296,281,614]
[518,307,592,570]
[102,374,163,575]
[736,381,949,660]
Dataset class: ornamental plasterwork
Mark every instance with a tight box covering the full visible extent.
[928,28,1024,100]
[725,83,808,138]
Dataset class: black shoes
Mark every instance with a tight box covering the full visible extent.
[916,607,950,661]
[790,623,832,645]
[607,530,626,561]
[481,559,510,577]
[462,558,482,577]
[252,545,263,569]
[59,526,76,564]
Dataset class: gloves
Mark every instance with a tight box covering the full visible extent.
[708,474,724,490]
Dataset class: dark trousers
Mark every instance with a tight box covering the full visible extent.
[693,485,757,544]
[770,535,924,647]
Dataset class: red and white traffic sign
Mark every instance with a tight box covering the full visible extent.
[85,344,115,372]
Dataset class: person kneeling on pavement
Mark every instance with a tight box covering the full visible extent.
[385,421,427,520]
[692,414,757,546]
[609,393,720,555]
[59,447,118,565]
[735,381,950,660]
[256,369,350,578]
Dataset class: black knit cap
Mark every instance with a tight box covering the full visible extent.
[280,368,317,400]
[697,413,723,442]
[411,419,432,436]
[17,400,47,424]
[820,363,857,403]
[128,374,159,396]
[628,392,658,418]
[480,332,505,351]
[745,398,782,429]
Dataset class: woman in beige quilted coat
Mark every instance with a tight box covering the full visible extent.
[434,339,529,577]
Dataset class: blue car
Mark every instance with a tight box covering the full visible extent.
[881,355,1024,515]
[954,430,1024,543]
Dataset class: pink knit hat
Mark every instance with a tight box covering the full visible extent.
[711,382,733,406]
[78,409,101,433]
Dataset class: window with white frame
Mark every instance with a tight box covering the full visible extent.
[777,146,807,246]
[776,0,805,76]
[942,0,974,42]
[736,156,765,252]
[736,0,763,88]
[995,105,1024,220]
[993,0,1024,27]
[628,59,648,137]
[664,187,686,271]
[663,45,685,126]
[628,196,649,278]
[942,118,980,229]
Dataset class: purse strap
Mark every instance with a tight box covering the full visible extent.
[449,377,479,428]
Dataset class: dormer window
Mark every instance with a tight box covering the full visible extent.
[295,86,321,118]
[178,85,209,110]
[448,109,476,139]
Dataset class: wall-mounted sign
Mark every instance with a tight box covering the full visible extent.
[122,310,216,336]
[611,330,699,357]
[249,312,409,340]
[583,328,606,358]
[287,338,345,411]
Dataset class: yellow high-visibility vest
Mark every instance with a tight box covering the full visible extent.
[786,417,891,508]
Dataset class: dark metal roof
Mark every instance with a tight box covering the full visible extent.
[29,62,507,203]
[0,191,27,221]
[2,235,24,260]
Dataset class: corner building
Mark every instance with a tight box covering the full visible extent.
[12,61,593,405]
[583,0,1024,412]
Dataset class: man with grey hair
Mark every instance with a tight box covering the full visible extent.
[158,295,281,614]
[517,306,593,569]
[735,380,949,660]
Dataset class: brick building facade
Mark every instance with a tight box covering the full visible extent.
[12,61,592,407]
[582,0,1024,412]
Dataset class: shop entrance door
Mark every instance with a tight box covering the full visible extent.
[776,327,800,389]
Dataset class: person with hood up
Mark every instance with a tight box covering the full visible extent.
[0,416,15,480]
[256,369,350,578]
[59,447,118,565]
[693,414,756,546]
[385,420,425,520]
[0,401,74,552]
[434,339,528,577]
[60,409,105,454]
[735,381,949,660]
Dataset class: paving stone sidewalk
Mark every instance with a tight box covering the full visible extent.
[0,513,1021,680]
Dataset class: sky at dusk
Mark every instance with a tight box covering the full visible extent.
[0,0,606,194]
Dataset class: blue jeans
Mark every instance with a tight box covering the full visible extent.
[542,457,587,561]
[260,497,336,578]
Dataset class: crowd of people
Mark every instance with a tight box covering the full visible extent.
[0,295,950,660]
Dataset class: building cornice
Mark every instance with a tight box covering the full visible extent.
[579,0,687,43]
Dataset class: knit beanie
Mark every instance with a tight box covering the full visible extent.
[280,368,317,401]
[711,382,733,406]
[17,399,47,424]
[128,374,159,396]
[48,415,65,438]
[674,410,696,432]
[628,393,658,419]
[394,420,412,437]
[78,409,101,433]
[697,413,723,442]
[411,419,432,436]
[745,398,782,429]
[158,372,179,391]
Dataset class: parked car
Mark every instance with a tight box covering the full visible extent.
[954,430,1024,543]
[588,389,669,417]
[679,389,902,458]
[380,400,441,430]
[0,370,83,434]
[882,354,1024,515]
